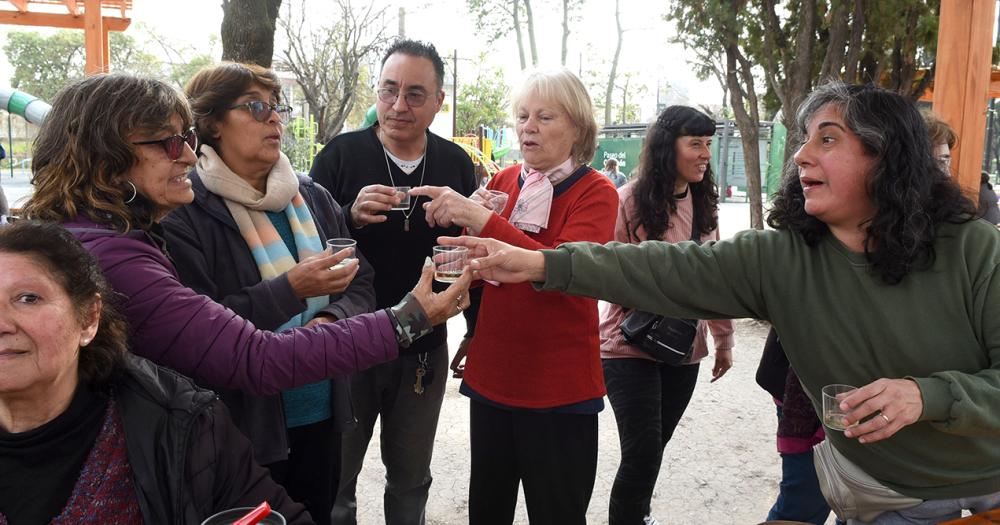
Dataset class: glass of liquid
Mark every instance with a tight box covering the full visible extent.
[472,188,509,214]
[392,186,411,211]
[432,245,468,283]
[822,384,858,431]
[326,238,357,270]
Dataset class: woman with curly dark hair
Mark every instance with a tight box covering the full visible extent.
[598,106,734,525]
[446,82,1000,524]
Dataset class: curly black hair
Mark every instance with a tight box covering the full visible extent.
[767,82,974,284]
[628,105,719,241]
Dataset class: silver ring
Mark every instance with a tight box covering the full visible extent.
[880,413,891,425]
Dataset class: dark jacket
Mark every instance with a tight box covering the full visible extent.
[116,354,312,524]
[161,172,374,464]
[64,216,398,396]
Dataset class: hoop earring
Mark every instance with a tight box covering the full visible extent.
[124,181,137,204]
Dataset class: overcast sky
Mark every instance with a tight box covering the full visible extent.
[2,0,723,120]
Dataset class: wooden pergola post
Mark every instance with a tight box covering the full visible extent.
[84,0,105,74]
[931,0,996,198]
[0,1,131,77]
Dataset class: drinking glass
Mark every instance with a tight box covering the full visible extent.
[432,245,468,283]
[392,186,411,210]
[327,238,357,270]
[822,384,858,431]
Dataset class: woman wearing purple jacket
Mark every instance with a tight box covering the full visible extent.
[20,74,471,400]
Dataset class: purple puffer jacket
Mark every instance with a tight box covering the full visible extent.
[64,216,398,396]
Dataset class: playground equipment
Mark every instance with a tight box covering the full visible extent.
[1,88,51,125]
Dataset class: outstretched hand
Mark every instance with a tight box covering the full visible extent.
[409,261,474,326]
[436,236,546,284]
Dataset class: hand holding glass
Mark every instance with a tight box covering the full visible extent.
[822,384,858,431]
[392,186,411,210]
[326,238,357,270]
[433,245,468,283]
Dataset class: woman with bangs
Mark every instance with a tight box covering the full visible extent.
[598,106,734,525]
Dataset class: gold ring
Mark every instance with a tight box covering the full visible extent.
[880,413,891,425]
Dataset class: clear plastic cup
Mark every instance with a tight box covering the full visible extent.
[326,238,357,270]
[432,245,468,283]
[392,186,411,210]
[822,384,858,431]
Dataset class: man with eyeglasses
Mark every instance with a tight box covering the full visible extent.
[310,39,476,525]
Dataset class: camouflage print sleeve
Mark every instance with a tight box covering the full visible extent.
[387,293,433,348]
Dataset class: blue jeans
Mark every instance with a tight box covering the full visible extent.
[766,447,832,525]
[602,358,701,525]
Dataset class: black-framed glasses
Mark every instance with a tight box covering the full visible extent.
[376,87,429,108]
[229,100,293,123]
[131,128,198,160]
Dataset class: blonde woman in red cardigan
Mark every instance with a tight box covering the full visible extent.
[410,69,618,524]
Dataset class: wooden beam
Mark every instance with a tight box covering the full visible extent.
[63,0,79,15]
[9,0,29,12]
[83,0,105,75]
[0,11,130,31]
[932,0,995,198]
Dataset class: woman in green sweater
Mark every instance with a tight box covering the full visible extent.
[442,82,1000,524]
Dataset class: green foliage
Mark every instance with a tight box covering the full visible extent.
[456,58,511,136]
[4,31,85,102]
[4,29,214,102]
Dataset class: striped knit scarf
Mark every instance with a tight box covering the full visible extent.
[197,145,329,330]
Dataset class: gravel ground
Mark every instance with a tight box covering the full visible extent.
[350,203,829,525]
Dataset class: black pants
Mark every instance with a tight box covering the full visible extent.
[469,399,598,525]
[602,358,701,525]
[266,418,341,525]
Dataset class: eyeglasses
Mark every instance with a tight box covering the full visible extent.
[131,128,198,160]
[229,101,293,123]
[377,87,429,108]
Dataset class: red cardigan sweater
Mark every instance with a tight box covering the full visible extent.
[462,164,618,408]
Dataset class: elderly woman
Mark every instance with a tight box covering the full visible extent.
[411,69,618,523]
[20,74,469,428]
[598,105,734,525]
[0,220,310,524]
[448,83,1000,525]
[157,62,367,525]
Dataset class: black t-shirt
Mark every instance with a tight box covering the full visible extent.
[310,126,477,354]
[0,385,108,525]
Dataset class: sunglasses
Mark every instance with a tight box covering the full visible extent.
[229,101,293,123]
[377,87,429,108]
[131,128,198,161]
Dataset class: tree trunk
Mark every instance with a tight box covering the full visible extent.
[524,0,538,67]
[561,0,569,66]
[780,0,817,163]
[724,0,763,229]
[843,0,866,82]
[221,0,282,67]
[513,0,526,70]
[819,0,850,80]
[604,0,622,126]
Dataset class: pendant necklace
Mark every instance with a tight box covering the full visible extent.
[380,135,427,232]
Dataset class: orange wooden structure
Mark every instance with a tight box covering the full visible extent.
[931,0,996,198]
[0,0,132,74]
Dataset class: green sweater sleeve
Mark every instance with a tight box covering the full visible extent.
[539,231,771,321]
[911,262,1000,435]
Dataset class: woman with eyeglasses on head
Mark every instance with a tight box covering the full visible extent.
[19,71,472,509]
[158,62,374,524]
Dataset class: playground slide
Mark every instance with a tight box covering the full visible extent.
[1,88,52,125]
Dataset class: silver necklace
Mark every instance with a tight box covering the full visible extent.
[380,135,427,232]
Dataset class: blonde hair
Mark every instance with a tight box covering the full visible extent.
[512,69,598,166]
